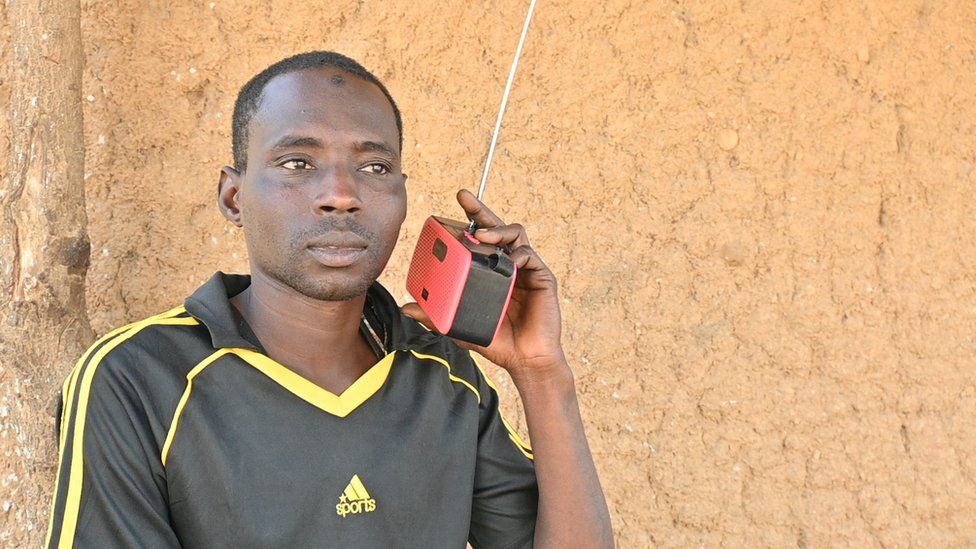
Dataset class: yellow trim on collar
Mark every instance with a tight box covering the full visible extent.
[229,349,397,418]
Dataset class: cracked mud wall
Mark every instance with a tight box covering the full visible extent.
[3,0,975,546]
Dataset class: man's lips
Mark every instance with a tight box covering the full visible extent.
[305,232,369,249]
[307,246,366,268]
[305,233,368,268]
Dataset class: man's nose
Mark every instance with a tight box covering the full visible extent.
[312,165,362,214]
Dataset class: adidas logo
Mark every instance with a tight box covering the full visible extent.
[335,474,377,518]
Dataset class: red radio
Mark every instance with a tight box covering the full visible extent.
[405,0,536,346]
[406,217,517,346]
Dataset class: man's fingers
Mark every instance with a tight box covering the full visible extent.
[510,245,542,269]
[474,224,529,249]
[457,189,504,228]
[509,245,558,292]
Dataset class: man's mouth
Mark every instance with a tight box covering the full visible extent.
[306,245,367,268]
[305,233,369,268]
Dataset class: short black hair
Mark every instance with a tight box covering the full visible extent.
[231,51,403,171]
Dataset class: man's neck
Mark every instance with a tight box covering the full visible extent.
[229,269,378,394]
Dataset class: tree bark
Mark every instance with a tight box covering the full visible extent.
[0,0,91,545]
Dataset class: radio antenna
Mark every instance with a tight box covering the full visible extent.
[470,0,538,231]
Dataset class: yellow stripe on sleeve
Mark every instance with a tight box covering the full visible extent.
[511,440,534,460]
[469,353,534,459]
[46,306,188,549]
[58,306,187,449]
[59,319,150,448]
[52,312,198,549]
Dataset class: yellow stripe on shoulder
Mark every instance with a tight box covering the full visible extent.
[409,349,481,404]
[58,313,168,447]
[49,306,198,549]
[469,353,534,459]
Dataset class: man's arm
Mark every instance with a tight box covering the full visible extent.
[508,354,612,547]
[402,189,614,548]
[48,343,180,548]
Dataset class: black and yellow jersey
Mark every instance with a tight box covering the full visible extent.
[46,272,537,548]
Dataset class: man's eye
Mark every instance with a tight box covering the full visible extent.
[281,159,314,170]
[360,163,390,175]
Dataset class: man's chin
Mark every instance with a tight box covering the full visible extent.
[282,269,376,302]
[301,285,371,302]
[251,255,385,302]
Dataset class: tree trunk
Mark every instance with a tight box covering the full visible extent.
[0,0,92,545]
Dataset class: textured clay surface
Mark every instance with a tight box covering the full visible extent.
[13,0,976,546]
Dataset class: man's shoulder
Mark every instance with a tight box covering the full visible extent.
[55,305,218,450]
[395,316,487,397]
[72,305,213,399]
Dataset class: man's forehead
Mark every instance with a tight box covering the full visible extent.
[261,67,378,100]
[251,67,397,145]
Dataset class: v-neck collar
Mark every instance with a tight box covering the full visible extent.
[228,348,397,418]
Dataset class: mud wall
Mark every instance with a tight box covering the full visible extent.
[17,0,976,545]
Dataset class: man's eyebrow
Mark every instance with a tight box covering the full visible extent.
[269,135,325,151]
[268,136,398,159]
[357,141,399,160]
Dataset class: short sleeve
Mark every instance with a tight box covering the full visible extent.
[46,345,180,548]
[467,353,539,549]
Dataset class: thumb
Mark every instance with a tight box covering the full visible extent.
[400,302,436,331]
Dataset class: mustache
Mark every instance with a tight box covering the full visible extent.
[293,218,375,245]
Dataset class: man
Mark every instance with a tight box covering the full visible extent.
[46,51,612,548]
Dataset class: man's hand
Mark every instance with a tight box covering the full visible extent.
[401,189,568,384]
[403,188,615,548]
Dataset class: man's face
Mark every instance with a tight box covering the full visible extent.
[222,68,406,301]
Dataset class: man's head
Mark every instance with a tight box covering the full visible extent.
[218,51,407,301]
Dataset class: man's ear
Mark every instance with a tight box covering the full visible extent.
[218,166,243,227]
